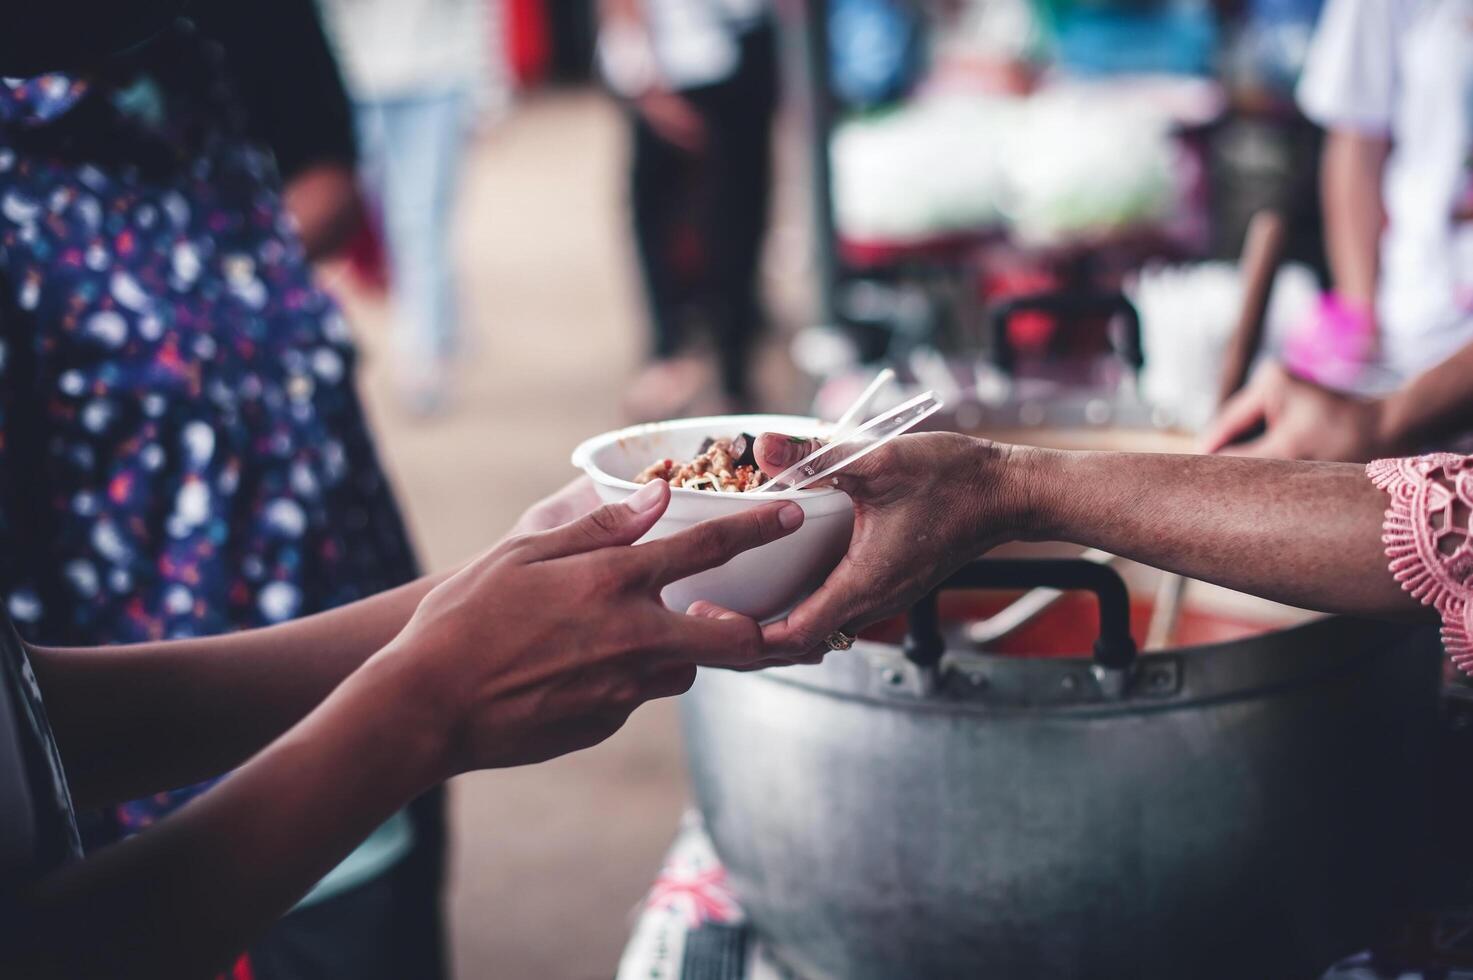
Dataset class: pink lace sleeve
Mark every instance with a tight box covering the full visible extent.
[1368,453,1473,673]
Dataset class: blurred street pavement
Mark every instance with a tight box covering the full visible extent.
[330,88,812,980]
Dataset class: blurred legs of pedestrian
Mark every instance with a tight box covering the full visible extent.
[356,89,469,416]
[624,24,777,422]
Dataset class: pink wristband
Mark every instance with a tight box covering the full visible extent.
[1285,293,1376,389]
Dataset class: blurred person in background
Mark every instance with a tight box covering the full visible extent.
[0,4,447,977]
[209,1,366,265]
[598,0,779,421]
[316,0,502,416]
[1202,0,1473,461]
[1288,0,1473,392]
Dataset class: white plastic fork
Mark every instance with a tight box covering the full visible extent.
[828,367,896,444]
[749,390,944,494]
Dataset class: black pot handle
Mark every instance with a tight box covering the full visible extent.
[905,558,1138,672]
[988,290,1144,376]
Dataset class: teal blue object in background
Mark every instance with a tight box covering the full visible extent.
[829,0,923,107]
[1039,0,1218,76]
[295,811,414,909]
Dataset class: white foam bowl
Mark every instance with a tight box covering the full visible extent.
[571,415,855,621]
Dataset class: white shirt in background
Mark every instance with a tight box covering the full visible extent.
[315,0,492,101]
[1297,0,1473,385]
[603,0,771,94]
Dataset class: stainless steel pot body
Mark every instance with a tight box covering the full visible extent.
[681,615,1443,980]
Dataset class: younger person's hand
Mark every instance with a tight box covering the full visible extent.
[374,479,804,774]
[508,476,603,536]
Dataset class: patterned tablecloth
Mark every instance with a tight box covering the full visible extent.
[616,812,799,980]
[618,812,1473,980]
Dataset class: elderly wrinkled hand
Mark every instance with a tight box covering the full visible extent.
[724,430,1028,659]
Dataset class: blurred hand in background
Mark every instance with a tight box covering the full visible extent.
[1199,362,1391,461]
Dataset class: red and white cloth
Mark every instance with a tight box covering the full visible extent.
[617,812,801,980]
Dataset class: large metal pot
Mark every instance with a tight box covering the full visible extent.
[682,541,1444,979]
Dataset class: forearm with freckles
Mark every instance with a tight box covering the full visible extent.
[1014,448,1425,619]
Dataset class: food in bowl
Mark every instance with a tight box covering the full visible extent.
[636,433,759,492]
[571,415,854,620]
[637,433,764,492]
[637,433,827,493]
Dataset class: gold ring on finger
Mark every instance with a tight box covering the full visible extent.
[825,630,856,652]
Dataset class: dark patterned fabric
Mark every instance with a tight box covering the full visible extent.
[0,20,418,833]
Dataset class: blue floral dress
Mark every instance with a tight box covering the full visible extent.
[0,23,419,833]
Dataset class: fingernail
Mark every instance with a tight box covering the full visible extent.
[777,503,803,530]
[760,433,803,469]
[627,480,665,513]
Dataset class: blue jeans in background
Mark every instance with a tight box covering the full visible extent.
[355,89,469,406]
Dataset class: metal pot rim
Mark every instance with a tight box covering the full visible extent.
[726,615,1436,715]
